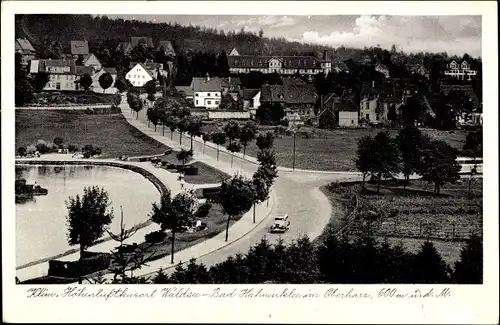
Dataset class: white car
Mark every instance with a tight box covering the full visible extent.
[270,214,290,233]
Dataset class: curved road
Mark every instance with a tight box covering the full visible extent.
[123,101,361,276]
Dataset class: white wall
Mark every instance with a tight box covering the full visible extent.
[359,98,378,122]
[84,54,102,72]
[208,111,250,120]
[339,111,359,127]
[194,91,221,108]
[44,74,78,91]
[126,65,153,87]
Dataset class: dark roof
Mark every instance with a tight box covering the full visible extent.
[156,40,176,55]
[323,93,358,112]
[129,61,163,70]
[332,62,349,71]
[16,38,36,53]
[281,77,307,86]
[103,67,117,74]
[242,89,260,100]
[75,66,94,76]
[440,85,481,111]
[70,41,89,55]
[131,37,154,48]
[260,84,317,104]
[228,55,322,69]
[221,77,241,88]
[191,77,222,92]
[176,86,194,97]
[37,59,77,74]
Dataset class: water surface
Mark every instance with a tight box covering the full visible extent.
[16,165,161,267]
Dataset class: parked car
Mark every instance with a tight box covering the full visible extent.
[269,214,290,233]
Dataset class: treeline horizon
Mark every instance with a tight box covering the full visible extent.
[15,14,481,60]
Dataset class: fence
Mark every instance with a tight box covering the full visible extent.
[345,218,482,242]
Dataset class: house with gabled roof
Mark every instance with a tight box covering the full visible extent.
[92,67,118,94]
[375,62,390,78]
[126,62,157,87]
[191,75,222,109]
[242,89,261,115]
[29,59,94,91]
[260,83,317,121]
[156,40,176,57]
[444,60,478,81]
[15,38,36,65]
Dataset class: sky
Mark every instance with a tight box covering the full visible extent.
[105,15,482,57]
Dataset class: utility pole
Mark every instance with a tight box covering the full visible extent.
[292,130,296,171]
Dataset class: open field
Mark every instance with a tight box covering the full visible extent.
[244,127,470,171]
[320,178,483,265]
[16,110,170,158]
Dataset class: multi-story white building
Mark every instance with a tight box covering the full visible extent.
[126,61,165,87]
[444,60,478,81]
[228,48,332,79]
[29,59,94,91]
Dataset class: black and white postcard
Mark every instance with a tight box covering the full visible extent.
[2,1,498,323]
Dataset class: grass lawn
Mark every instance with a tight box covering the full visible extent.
[320,178,483,266]
[183,161,230,184]
[135,203,243,264]
[244,127,470,171]
[16,110,170,158]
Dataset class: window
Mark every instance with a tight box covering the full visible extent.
[207,100,212,104]
[366,114,369,120]
[196,100,199,105]
[208,93,211,96]
[142,76,145,79]
[215,93,218,96]
[195,93,199,97]
[215,101,219,104]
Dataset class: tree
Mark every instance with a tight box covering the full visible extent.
[147,93,156,103]
[396,126,428,188]
[186,117,203,152]
[463,130,483,158]
[166,114,180,139]
[150,190,197,264]
[144,79,157,97]
[177,117,190,145]
[367,131,401,193]
[15,52,34,106]
[202,133,211,154]
[419,139,461,195]
[114,77,127,93]
[212,132,227,161]
[256,103,285,125]
[65,186,114,284]
[354,136,376,189]
[453,233,483,284]
[98,72,113,93]
[223,121,240,145]
[255,132,274,151]
[147,107,159,131]
[387,104,397,126]
[410,241,451,283]
[226,142,241,167]
[258,29,264,38]
[216,50,230,78]
[218,174,255,242]
[31,72,50,92]
[254,149,278,206]
[239,121,258,157]
[79,73,93,92]
[53,137,64,148]
[18,147,27,157]
[176,149,193,165]
[128,94,144,119]
[252,173,269,223]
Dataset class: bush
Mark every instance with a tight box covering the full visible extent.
[18,146,27,157]
[35,139,58,154]
[67,144,79,153]
[145,230,168,243]
[48,252,112,278]
[53,137,64,148]
[196,203,212,218]
[82,144,102,158]
[26,144,37,154]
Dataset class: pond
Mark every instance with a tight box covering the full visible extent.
[15,165,161,267]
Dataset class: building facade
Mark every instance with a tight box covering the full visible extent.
[260,84,317,121]
[92,67,118,94]
[192,76,222,109]
[444,60,478,81]
[126,62,156,87]
[29,59,93,91]
[228,48,332,79]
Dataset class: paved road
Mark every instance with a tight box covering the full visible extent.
[121,101,360,277]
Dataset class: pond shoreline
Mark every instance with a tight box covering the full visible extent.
[15,159,169,270]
